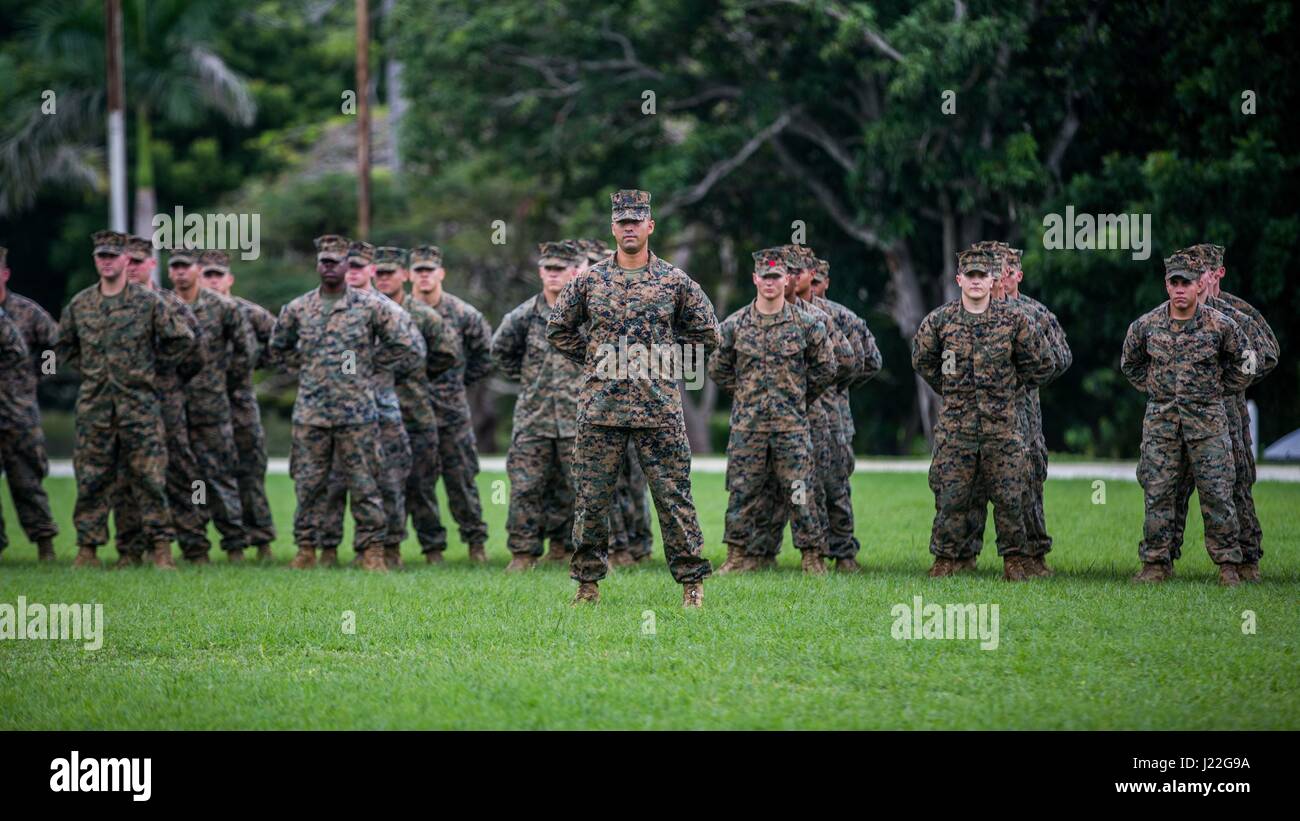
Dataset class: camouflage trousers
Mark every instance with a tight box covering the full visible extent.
[173,421,247,555]
[750,404,835,557]
[1138,416,1240,565]
[506,434,575,557]
[1170,395,1260,562]
[113,392,196,555]
[76,415,172,548]
[424,420,488,553]
[404,427,443,553]
[962,391,1051,559]
[928,427,1030,559]
[607,445,653,558]
[723,428,822,554]
[232,412,276,547]
[322,420,411,552]
[570,419,710,584]
[289,423,385,552]
[0,425,58,552]
[823,420,859,560]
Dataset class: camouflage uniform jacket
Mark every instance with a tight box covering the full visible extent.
[1120,301,1252,440]
[1206,294,1278,385]
[0,306,31,429]
[393,290,457,431]
[708,300,837,432]
[180,288,255,425]
[0,290,58,429]
[228,296,278,429]
[55,283,198,426]
[427,290,493,429]
[492,292,583,439]
[1218,291,1279,370]
[269,285,423,428]
[912,298,1055,439]
[546,252,721,428]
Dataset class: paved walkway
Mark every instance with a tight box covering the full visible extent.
[46,458,1300,482]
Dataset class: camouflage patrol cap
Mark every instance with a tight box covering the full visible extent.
[783,244,816,271]
[373,246,407,272]
[348,240,375,265]
[812,258,830,283]
[581,239,612,264]
[538,240,584,267]
[408,245,443,270]
[314,234,350,262]
[957,248,997,276]
[1164,250,1201,282]
[752,247,789,275]
[198,249,230,274]
[1190,243,1225,271]
[125,235,154,262]
[169,245,199,266]
[93,230,128,255]
[969,240,1011,278]
[611,189,652,221]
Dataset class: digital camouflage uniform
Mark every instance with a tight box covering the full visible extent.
[708,262,837,558]
[963,243,1072,560]
[1120,252,1253,567]
[414,245,494,555]
[111,241,206,558]
[174,273,256,557]
[269,236,424,556]
[912,249,1055,563]
[384,264,458,555]
[811,259,882,561]
[750,247,859,561]
[320,243,426,557]
[546,190,720,586]
[1167,245,1278,566]
[493,241,586,558]
[228,288,279,549]
[57,232,198,553]
[0,258,60,557]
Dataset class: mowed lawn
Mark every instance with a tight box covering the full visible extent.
[1,471,1297,730]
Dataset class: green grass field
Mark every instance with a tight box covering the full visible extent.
[1,472,1297,730]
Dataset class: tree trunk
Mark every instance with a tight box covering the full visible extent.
[132,105,158,283]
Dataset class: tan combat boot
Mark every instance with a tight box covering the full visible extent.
[928,557,960,578]
[572,581,600,605]
[317,548,339,568]
[609,550,636,568]
[715,545,744,575]
[1218,562,1242,587]
[425,550,445,565]
[801,550,827,575]
[1132,561,1173,583]
[37,538,56,562]
[1003,555,1034,581]
[953,556,978,573]
[682,582,704,608]
[152,544,178,570]
[227,548,244,564]
[542,542,571,563]
[468,544,488,563]
[71,546,101,569]
[753,555,777,571]
[1238,561,1260,582]
[1026,555,1054,578]
[255,544,274,563]
[113,552,142,569]
[384,546,404,569]
[288,546,317,569]
[360,546,388,572]
[505,555,537,573]
[187,553,211,566]
[834,557,861,574]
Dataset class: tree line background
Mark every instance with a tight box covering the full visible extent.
[1,0,1296,458]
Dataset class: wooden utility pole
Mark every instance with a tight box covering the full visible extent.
[105,0,127,232]
[356,0,371,240]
